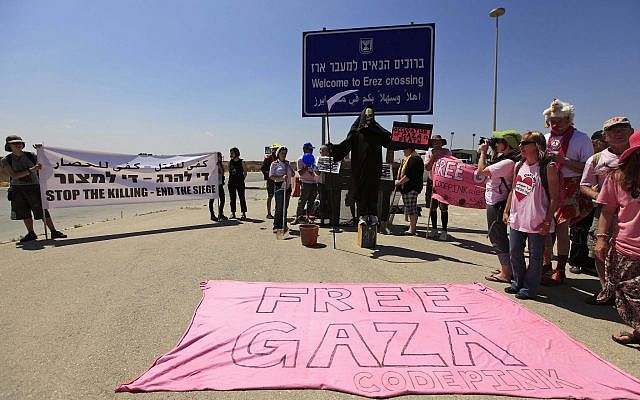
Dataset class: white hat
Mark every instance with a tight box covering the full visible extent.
[543,98,575,128]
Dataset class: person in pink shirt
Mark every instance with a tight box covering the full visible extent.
[595,129,640,345]
[502,131,560,299]
[580,117,633,304]
[477,130,521,284]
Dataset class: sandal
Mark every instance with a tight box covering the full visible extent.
[485,274,511,284]
[611,331,640,345]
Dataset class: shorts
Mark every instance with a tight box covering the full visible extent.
[10,185,45,220]
[402,190,419,216]
[266,179,275,197]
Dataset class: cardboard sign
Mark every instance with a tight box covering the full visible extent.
[391,121,432,150]
[317,156,341,174]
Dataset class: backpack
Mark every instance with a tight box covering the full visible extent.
[492,151,521,195]
[514,158,551,202]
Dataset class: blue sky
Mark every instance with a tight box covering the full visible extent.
[1,0,639,160]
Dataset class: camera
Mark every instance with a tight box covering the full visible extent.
[479,137,498,147]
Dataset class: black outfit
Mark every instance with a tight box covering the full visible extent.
[208,163,226,219]
[227,158,247,214]
[261,154,276,197]
[330,109,397,217]
[399,156,424,195]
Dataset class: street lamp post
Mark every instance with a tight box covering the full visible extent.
[472,133,476,148]
[450,132,455,148]
[489,7,505,132]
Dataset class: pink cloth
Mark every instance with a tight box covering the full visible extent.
[597,175,640,259]
[485,158,515,205]
[430,155,487,209]
[117,281,640,399]
[509,162,555,233]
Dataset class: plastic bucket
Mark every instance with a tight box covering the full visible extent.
[299,224,319,246]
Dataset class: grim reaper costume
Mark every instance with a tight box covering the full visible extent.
[330,107,396,224]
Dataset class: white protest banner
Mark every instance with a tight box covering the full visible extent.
[37,146,219,208]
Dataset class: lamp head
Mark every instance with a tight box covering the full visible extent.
[489,7,505,17]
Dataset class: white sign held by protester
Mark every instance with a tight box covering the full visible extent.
[37,146,219,208]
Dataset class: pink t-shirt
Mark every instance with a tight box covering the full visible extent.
[545,129,593,178]
[580,148,620,189]
[597,175,640,259]
[297,156,317,184]
[508,162,555,233]
[485,159,515,205]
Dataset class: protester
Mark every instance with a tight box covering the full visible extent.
[541,99,594,285]
[594,129,640,346]
[293,142,318,225]
[269,146,294,233]
[581,118,633,305]
[315,145,331,226]
[209,152,227,222]
[1,135,67,242]
[476,130,521,283]
[569,129,611,274]
[261,144,280,219]
[395,146,424,236]
[329,106,396,226]
[228,147,248,220]
[591,130,608,154]
[424,134,452,240]
[503,131,560,300]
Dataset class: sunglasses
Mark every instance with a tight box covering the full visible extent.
[519,140,535,146]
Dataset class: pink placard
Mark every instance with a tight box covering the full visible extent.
[431,155,487,209]
[117,280,640,399]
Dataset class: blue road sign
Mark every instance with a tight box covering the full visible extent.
[302,24,435,117]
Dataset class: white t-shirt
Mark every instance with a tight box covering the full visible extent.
[485,159,516,205]
[544,129,593,178]
[580,148,620,189]
[423,148,452,180]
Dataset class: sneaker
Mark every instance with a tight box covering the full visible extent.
[19,231,38,243]
[515,292,535,300]
[231,213,237,219]
[569,265,582,274]
[266,214,274,219]
[438,231,448,241]
[51,230,67,239]
[240,213,247,221]
[219,214,228,221]
[427,229,438,239]
[210,214,218,222]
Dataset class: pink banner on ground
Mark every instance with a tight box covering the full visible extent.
[431,155,487,209]
[117,281,640,399]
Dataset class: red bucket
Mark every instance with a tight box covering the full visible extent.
[299,224,319,246]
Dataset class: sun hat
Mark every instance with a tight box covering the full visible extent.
[428,134,447,146]
[543,98,575,128]
[5,135,25,152]
[270,143,282,149]
[602,116,631,131]
[618,129,640,164]
[492,130,521,149]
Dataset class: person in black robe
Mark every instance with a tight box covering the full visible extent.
[329,106,396,224]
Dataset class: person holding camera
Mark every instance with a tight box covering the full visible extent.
[477,130,521,283]
[2,135,67,242]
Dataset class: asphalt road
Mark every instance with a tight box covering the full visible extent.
[1,187,638,400]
